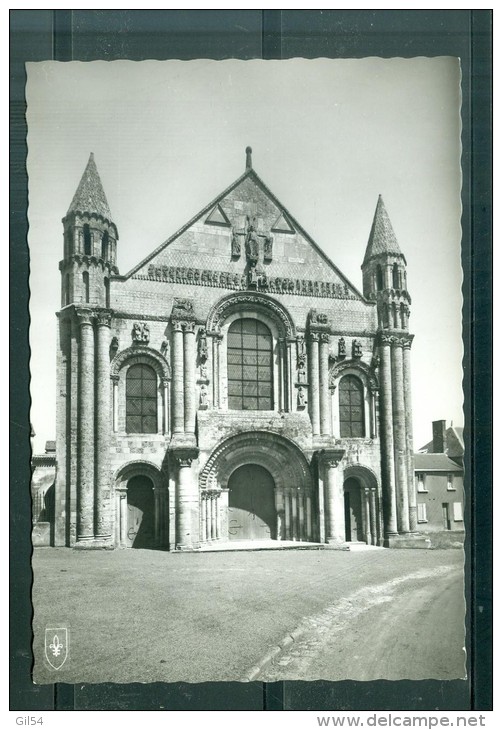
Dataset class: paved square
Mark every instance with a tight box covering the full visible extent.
[32,547,465,684]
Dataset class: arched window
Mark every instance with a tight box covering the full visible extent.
[227,318,273,410]
[101,230,109,260]
[392,263,400,289]
[82,271,90,303]
[339,375,365,437]
[64,273,70,305]
[126,364,157,434]
[83,224,92,255]
[376,265,384,291]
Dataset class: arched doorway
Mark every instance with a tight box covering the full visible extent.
[344,477,364,542]
[126,475,155,548]
[228,464,276,541]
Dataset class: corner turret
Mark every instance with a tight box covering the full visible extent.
[60,153,118,308]
[361,195,411,331]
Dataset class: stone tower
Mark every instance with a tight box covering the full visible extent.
[362,195,417,545]
[60,153,118,309]
[55,154,116,547]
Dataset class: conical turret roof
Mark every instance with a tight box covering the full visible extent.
[67,153,112,221]
[363,195,403,265]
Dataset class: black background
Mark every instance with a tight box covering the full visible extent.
[10,9,492,712]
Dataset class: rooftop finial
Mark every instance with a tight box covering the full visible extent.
[245,146,252,170]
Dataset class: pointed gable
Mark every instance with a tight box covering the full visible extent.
[363,195,403,265]
[67,153,112,222]
[125,162,363,302]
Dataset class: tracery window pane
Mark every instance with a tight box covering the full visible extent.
[339,375,365,437]
[227,318,273,410]
[126,364,158,433]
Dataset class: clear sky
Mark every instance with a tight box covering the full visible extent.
[26,58,463,453]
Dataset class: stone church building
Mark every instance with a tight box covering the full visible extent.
[54,147,423,550]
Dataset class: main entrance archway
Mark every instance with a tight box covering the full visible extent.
[114,461,168,549]
[199,431,314,544]
[228,464,276,541]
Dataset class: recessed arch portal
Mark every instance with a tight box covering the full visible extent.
[343,465,381,546]
[199,431,315,543]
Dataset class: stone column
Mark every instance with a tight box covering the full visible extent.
[369,388,377,439]
[369,490,377,545]
[163,379,169,435]
[200,493,207,542]
[298,492,305,541]
[287,340,295,412]
[306,494,312,541]
[308,332,320,436]
[211,333,222,409]
[391,338,410,533]
[174,449,199,550]
[112,376,119,432]
[154,488,160,546]
[319,333,331,436]
[379,334,398,537]
[77,309,95,541]
[215,493,221,539]
[172,321,184,434]
[119,492,127,546]
[364,490,372,545]
[205,493,211,541]
[320,450,345,544]
[95,313,112,540]
[183,321,196,433]
[284,490,291,540]
[403,338,417,531]
[278,338,285,411]
[291,492,298,540]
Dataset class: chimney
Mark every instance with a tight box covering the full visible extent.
[432,420,446,453]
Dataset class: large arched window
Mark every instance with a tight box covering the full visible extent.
[227,319,273,410]
[339,375,365,437]
[126,364,157,433]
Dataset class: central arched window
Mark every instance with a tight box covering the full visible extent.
[126,364,157,433]
[339,375,365,437]
[227,319,273,410]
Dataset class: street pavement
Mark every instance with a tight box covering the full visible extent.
[31,546,465,684]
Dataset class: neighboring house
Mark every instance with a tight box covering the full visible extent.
[414,420,465,546]
[51,148,424,551]
[31,440,56,546]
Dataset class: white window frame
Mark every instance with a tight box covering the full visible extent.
[453,502,463,521]
[447,473,455,491]
[416,473,428,492]
[417,503,428,523]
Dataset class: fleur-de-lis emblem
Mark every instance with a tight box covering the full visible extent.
[45,627,68,670]
[49,634,64,657]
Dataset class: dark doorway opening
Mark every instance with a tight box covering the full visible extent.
[228,464,276,540]
[127,475,155,548]
[344,478,364,542]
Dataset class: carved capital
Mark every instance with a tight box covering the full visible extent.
[75,308,94,326]
[320,332,330,344]
[173,447,199,468]
[402,334,414,349]
[96,312,111,328]
[184,321,196,334]
[173,321,184,333]
[309,331,320,343]
[377,332,394,346]
[318,448,345,469]
[110,374,120,384]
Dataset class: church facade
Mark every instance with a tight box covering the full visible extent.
[54,148,424,550]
